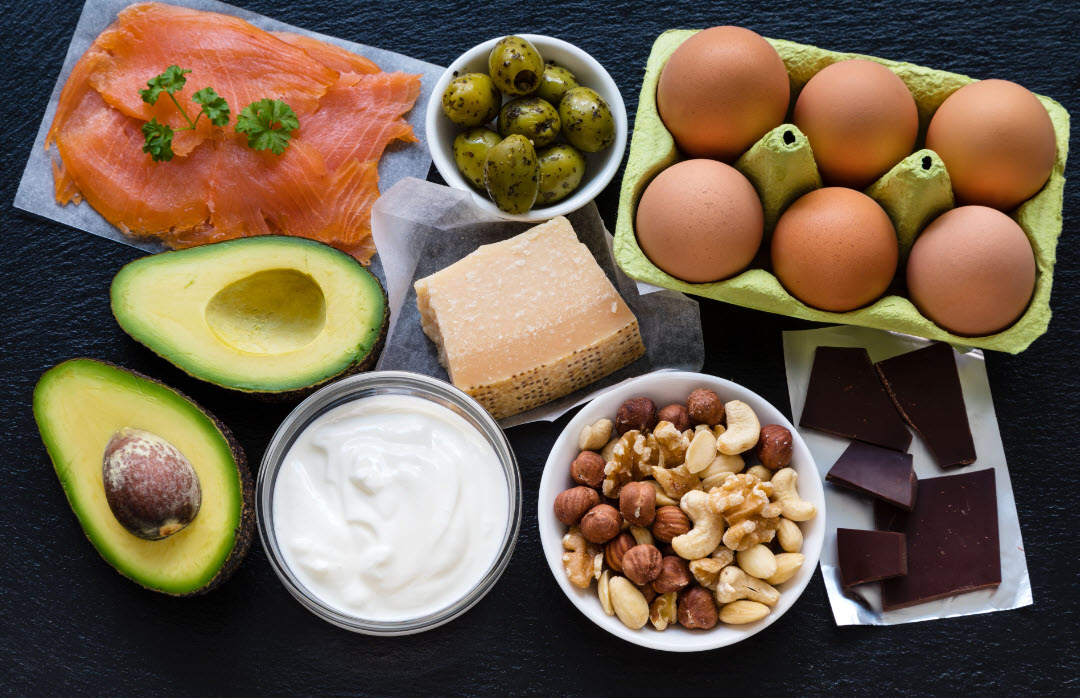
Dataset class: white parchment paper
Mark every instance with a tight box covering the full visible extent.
[14,0,442,253]
[782,325,1032,626]
[370,178,705,429]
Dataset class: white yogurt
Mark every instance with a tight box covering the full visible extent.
[272,394,509,621]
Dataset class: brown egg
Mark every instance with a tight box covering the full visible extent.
[771,187,898,312]
[636,159,763,283]
[657,26,790,161]
[794,59,918,189]
[927,79,1056,211]
[907,206,1035,336]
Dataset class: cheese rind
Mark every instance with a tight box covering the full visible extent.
[415,216,645,419]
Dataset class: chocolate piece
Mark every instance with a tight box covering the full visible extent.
[875,468,1000,611]
[836,529,907,588]
[875,342,976,469]
[799,346,912,452]
[826,441,918,511]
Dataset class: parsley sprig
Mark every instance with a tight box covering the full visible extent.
[138,66,297,162]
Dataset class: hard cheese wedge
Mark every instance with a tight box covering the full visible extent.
[415,216,645,419]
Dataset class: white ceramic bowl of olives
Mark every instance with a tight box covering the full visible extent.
[427,34,628,221]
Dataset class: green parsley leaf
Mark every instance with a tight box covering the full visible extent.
[236,98,299,155]
[141,118,175,162]
[138,65,191,105]
[192,87,230,127]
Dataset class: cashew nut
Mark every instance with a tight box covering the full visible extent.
[630,525,655,547]
[561,526,601,589]
[716,400,761,455]
[671,490,725,560]
[608,575,649,629]
[766,553,805,586]
[684,428,717,474]
[777,517,804,553]
[745,464,773,482]
[736,544,778,580]
[715,565,780,606]
[771,468,817,521]
[718,600,770,624]
[579,418,613,451]
[700,452,744,491]
[597,570,614,615]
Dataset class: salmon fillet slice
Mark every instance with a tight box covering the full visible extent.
[272,32,381,75]
[85,3,338,150]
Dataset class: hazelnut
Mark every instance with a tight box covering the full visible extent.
[637,583,658,605]
[651,506,691,543]
[553,486,600,525]
[657,404,691,432]
[687,388,725,427]
[619,481,656,527]
[652,555,692,594]
[580,504,622,544]
[754,424,793,470]
[678,586,719,629]
[622,544,663,585]
[604,532,635,573]
[570,451,606,489]
[615,398,658,435]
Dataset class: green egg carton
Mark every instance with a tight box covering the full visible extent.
[613,30,1070,354]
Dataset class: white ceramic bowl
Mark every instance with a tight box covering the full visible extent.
[426,34,628,222]
[538,372,826,652]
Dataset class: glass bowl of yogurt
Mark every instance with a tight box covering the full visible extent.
[257,371,521,635]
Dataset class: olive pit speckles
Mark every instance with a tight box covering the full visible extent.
[537,144,587,204]
[487,36,544,96]
[454,128,502,191]
[559,86,616,152]
[484,134,540,214]
[497,97,561,147]
[441,73,501,127]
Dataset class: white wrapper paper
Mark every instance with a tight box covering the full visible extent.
[782,325,1032,626]
[14,0,442,253]
[370,177,705,429]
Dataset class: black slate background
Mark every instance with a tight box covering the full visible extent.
[2,0,1078,694]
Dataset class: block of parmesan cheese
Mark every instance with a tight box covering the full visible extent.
[415,216,645,419]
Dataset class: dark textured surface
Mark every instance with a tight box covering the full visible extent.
[2,0,1078,694]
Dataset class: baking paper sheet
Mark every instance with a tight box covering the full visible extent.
[782,325,1032,626]
[370,177,705,429]
[14,0,442,253]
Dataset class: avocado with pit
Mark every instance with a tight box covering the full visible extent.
[33,359,254,595]
[110,236,389,397]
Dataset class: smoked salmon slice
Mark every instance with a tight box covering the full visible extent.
[46,2,422,264]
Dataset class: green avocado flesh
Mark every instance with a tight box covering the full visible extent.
[33,359,252,595]
[110,236,388,394]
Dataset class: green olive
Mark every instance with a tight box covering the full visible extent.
[536,63,578,106]
[559,87,616,153]
[536,144,586,205]
[454,128,502,191]
[441,73,501,127]
[484,134,539,214]
[497,97,560,147]
[487,36,544,96]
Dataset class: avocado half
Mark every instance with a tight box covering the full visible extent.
[33,359,254,595]
[110,236,389,398]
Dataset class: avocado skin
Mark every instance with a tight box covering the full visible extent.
[111,236,390,399]
[38,359,255,596]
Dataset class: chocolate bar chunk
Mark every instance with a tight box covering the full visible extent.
[799,346,912,452]
[875,342,976,469]
[875,468,1000,611]
[826,441,918,511]
[836,529,908,588]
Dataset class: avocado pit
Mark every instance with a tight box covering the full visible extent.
[102,427,202,540]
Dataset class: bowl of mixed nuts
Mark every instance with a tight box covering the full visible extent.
[538,372,825,651]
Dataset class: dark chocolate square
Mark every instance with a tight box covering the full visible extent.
[875,342,976,469]
[826,441,918,511]
[836,528,908,588]
[875,468,1000,611]
[799,346,912,452]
